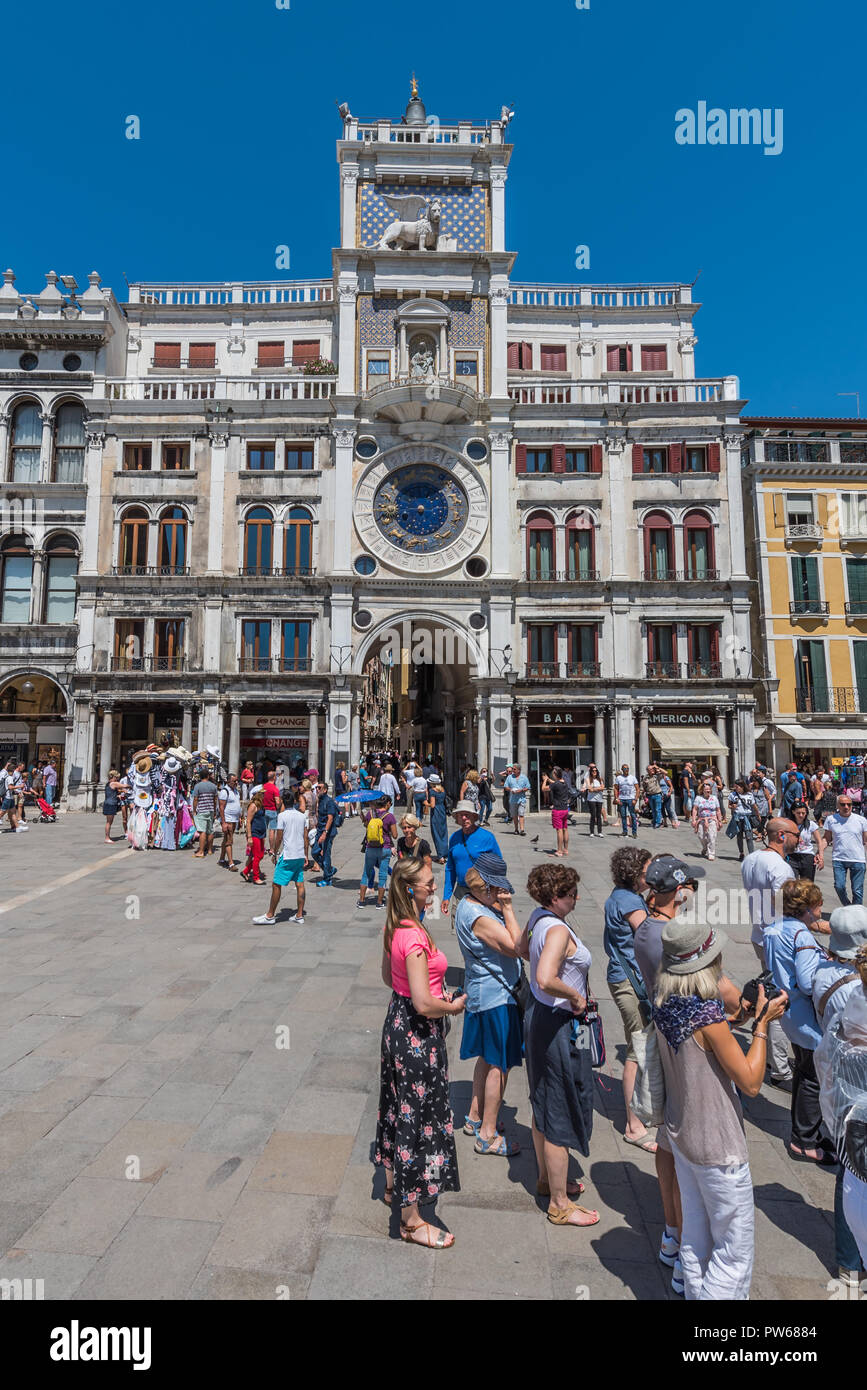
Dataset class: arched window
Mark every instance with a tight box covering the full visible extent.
[1,537,33,622]
[53,402,86,483]
[526,511,555,580]
[119,507,149,573]
[565,511,596,579]
[159,506,187,574]
[44,536,78,623]
[684,510,715,579]
[243,507,273,575]
[643,511,674,581]
[10,402,42,483]
[284,507,312,576]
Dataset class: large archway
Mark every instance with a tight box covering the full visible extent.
[0,670,70,793]
[356,613,486,790]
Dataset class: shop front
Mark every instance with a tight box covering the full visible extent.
[240,713,323,779]
[0,675,70,793]
[118,706,185,776]
[528,708,593,810]
[772,724,867,774]
[648,710,729,791]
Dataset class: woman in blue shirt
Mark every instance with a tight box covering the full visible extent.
[455,852,524,1156]
[602,846,654,1151]
[763,878,836,1163]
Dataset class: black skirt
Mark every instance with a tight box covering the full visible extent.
[524,998,594,1153]
[374,991,460,1207]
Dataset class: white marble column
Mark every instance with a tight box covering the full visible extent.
[350,696,361,766]
[228,703,241,775]
[716,708,730,786]
[39,411,53,483]
[0,414,9,482]
[81,427,106,574]
[476,697,488,771]
[30,550,45,624]
[206,431,230,572]
[516,703,529,771]
[637,706,651,774]
[593,704,607,776]
[489,430,512,578]
[331,427,355,577]
[307,702,320,771]
[99,702,115,782]
[181,704,193,751]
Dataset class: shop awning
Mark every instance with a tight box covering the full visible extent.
[777,724,867,748]
[649,726,729,756]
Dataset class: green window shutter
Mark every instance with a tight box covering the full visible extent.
[808,640,828,706]
[847,559,867,604]
[854,642,867,709]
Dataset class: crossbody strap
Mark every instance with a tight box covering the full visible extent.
[818,973,859,1018]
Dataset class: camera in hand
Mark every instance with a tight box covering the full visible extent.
[741,969,788,1009]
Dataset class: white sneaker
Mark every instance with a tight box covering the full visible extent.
[289,914,305,923]
[671,1256,684,1296]
[659,1230,680,1266]
[252,914,277,925]
[15,824,29,833]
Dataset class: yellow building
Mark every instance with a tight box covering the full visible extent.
[742,418,867,772]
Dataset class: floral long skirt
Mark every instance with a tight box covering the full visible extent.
[374,991,460,1208]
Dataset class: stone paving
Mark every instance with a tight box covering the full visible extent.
[0,806,842,1300]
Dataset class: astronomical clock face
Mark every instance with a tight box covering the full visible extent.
[354,445,488,573]
[373,465,469,554]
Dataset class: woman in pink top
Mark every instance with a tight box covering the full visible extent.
[374,857,467,1247]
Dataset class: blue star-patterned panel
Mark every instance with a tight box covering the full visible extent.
[372,465,469,554]
[359,183,488,252]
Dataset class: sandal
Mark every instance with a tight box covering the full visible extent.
[788,1143,838,1167]
[537,1177,585,1198]
[400,1220,454,1248]
[623,1131,659,1154]
[546,1201,600,1228]
[474,1134,520,1157]
[463,1116,505,1137]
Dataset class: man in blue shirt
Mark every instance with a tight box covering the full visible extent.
[503,763,531,835]
[312,778,339,885]
[441,802,502,915]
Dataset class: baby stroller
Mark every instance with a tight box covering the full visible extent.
[37,797,57,823]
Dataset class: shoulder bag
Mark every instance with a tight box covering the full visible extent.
[465,942,531,1019]
[631,1022,666,1127]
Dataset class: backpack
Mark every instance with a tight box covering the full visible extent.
[365,817,384,846]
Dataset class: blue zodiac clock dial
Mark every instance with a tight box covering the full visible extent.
[372,464,469,554]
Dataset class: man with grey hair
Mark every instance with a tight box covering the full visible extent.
[823,793,867,906]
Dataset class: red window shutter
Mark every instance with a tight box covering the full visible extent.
[632,442,644,475]
[669,443,682,473]
[520,342,533,369]
[507,342,520,369]
[711,626,720,662]
[516,444,527,474]
[641,345,667,371]
[552,445,566,474]
[708,443,721,472]
[292,340,320,365]
[606,345,620,372]
[153,342,180,367]
[189,342,215,368]
[257,342,284,367]
[541,345,566,372]
[590,444,603,474]
[625,345,633,371]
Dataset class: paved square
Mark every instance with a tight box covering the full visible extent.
[0,811,841,1300]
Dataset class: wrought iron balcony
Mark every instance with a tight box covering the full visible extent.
[526,661,559,680]
[686,661,723,679]
[111,655,186,672]
[112,565,190,576]
[683,568,720,581]
[845,600,867,619]
[789,599,830,617]
[524,569,600,582]
[796,686,862,714]
[238,657,314,674]
[565,661,602,678]
[643,567,679,582]
[645,661,682,679]
[785,523,823,544]
[238,566,315,578]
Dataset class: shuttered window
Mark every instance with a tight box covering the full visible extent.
[606,345,632,371]
[641,345,667,371]
[153,342,181,367]
[791,556,820,601]
[257,342,284,367]
[540,344,566,372]
[507,342,533,369]
[189,342,216,368]
[292,340,320,366]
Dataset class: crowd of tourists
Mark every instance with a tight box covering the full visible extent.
[0,756,59,831]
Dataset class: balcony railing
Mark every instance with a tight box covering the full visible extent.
[686,661,723,679]
[683,568,720,581]
[565,661,602,678]
[790,599,830,617]
[127,280,333,305]
[526,661,559,680]
[238,657,314,674]
[238,566,315,578]
[645,661,682,679]
[507,375,735,406]
[507,283,692,307]
[105,375,336,402]
[785,523,823,543]
[643,567,679,582]
[796,686,863,714]
[112,565,190,577]
[524,569,600,582]
[111,655,186,672]
[845,600,867,618]
[364,372,483,403]
[766,442,830,463]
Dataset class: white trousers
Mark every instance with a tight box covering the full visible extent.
[696,819,718,857]
[670,1139,755,1300]
[843,1169,867,1268]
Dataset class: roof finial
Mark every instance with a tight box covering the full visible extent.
[411,72,418,99]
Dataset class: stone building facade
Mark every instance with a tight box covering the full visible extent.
[0,85,759,808]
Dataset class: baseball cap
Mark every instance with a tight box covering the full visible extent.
[645,854,706,892]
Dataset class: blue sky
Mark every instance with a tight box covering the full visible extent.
[2,0,864,416]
